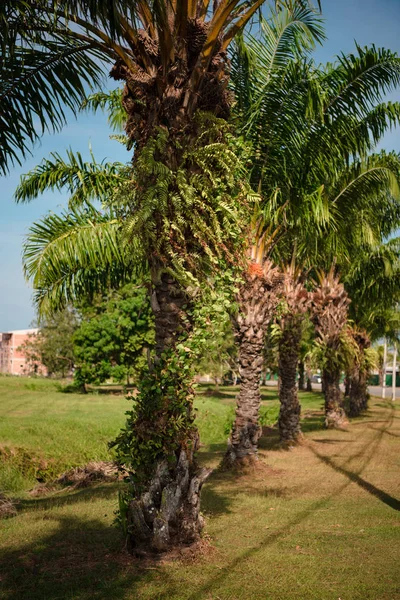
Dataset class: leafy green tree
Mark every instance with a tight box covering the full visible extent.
[19,308,78,377]
[197,316,237,389]
[73,283,154,387]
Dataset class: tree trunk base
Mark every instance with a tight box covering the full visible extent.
[125,449,211,554]
[221,449,259,471]
[279,431,305,449]
[324,408,348,429]
[222,423,261,470]
[278,404,302,445]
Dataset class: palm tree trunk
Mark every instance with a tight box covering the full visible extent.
[306,365,313,392]
[224,335,264,466]
[224,265,281,468]
[278,320,303,444]
[298,360,305,391]
[152,274,190,354]
[348,367,368,417]
[322,368,347,428]
[124,273,210,553]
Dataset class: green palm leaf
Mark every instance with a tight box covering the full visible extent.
[14,148,128,209]
[23,206,130,315]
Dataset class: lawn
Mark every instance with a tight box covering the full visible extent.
[0,376,399,600]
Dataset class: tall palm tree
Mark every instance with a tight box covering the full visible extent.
[345,326,374,417]
[224,3,324,467]
[224,256,283,467]
[277,262,311,444]
[310,270,351,428]
[8,0,284,551]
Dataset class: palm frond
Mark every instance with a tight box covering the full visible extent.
[0,33,107,174]
[23,206,130,315]
[14,149,128,209]
[81,89,127,132]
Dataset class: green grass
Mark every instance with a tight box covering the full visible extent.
[1,376,400,600]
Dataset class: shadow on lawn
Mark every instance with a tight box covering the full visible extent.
[309,403,400,512]
[177,401,398,600]
[0,515,152,600]
[1,490,235,600]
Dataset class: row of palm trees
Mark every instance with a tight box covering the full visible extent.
[2,0,400,552]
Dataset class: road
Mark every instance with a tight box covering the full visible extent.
[263,380,400,399]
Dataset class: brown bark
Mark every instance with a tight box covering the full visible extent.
[224,262,282,467]
[322,368,347,428]
[298,360,305,391]
[278,319,303,444]
[126,441,211,553]
[151,273,190,356]
[347,328,371,418]
[348,369,369,417]
[311,272,350,429]
[224,336,264,466]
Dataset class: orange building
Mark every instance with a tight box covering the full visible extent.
[0,329,46,376]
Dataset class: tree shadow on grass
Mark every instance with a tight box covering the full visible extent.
[0,515,163,600]
[309,446,400,511]
[308,403,400,512]
[300,415,325,433]
[201,482,233,516]
[177,403,397,600]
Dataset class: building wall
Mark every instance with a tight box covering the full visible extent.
[0,329,47,376]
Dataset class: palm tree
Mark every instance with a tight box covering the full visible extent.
[224,256,283,466]
[345,326,375,417]
[277,263,311,444]
[223,3,324,467]
[225,7,400,458]
[310,270,351,428]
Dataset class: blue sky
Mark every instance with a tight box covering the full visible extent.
[1,0,400,331]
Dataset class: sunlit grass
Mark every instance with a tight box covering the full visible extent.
[0,376,399,600]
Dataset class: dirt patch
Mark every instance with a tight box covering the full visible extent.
[30,461,121,496]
